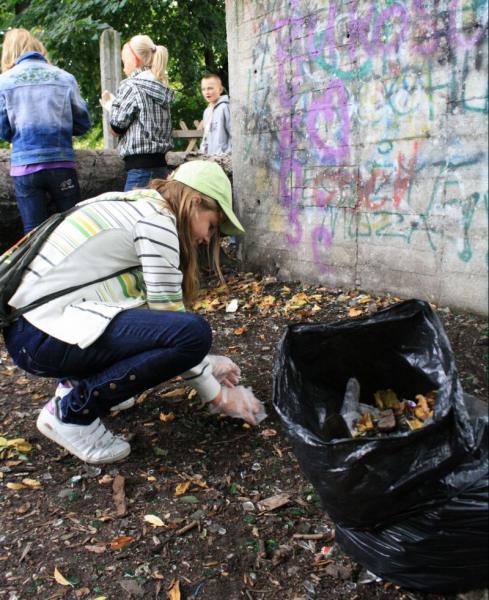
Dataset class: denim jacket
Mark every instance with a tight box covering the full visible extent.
[0,52,91,166]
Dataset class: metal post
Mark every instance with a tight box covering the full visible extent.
[99,29,121,150]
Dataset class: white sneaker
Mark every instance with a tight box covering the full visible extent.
[36,400,131,464]
[55,382,135,413]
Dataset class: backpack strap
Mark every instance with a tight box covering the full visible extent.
[6,264,142,324]
[1,195,152,328]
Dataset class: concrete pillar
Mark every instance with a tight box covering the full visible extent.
[99,29,121,150]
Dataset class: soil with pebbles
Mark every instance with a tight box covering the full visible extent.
[0,265,487,600]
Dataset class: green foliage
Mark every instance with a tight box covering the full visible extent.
[73,123,104,149]
[1,0,227,148]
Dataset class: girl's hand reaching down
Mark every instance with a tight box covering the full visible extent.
[207,354,241,387]
[209,386,267,425]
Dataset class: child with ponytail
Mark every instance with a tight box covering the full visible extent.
[100,34,174,191]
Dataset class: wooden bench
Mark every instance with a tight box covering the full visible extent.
[172,120,204,152]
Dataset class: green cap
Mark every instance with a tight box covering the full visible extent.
[171,160,245,236]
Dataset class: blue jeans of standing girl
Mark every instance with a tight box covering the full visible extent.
[124,166,170,191]
[13,168,81,233]
[3,308,212,425]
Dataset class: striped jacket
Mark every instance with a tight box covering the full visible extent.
[8,189,220,402]
[110,68,174,160]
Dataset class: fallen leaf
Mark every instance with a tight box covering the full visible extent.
[356,412,374,433]
[144,514,166,527]
[152,570,165,580]
[110,535,135,550]
[414,394,431,421]
[54,566,73,587]
[153,446,168,457]
[84,543,106,554]
[374,389,400,410]
[4,438,32,453]
[178,495,199,504]
[6,482,26,490]
[16,502,31,514]
[187,389,197,400]
[260,428,277,438]
[175,481,191,496]
[98,474,113,485]
[257,493,291,512]
[161,387,186,398]
[258,295,276,310]
[136,389,152,404]
[407,418,424,430]
[233,326,248,336]
[284,292,309,311]
[112,475,127,517]
[22,478,42,489]
[159,412,176,423]
[348,308,363,317]
[167,579,181,600]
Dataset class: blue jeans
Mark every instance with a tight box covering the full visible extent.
[13,168,81,233]
[3,309,212,425]
[124,167,170,191]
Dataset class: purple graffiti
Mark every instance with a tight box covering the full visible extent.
[412,0,440,55]
[448,0,486,50]
[307,79,350,165]
[311,225,333,273]
[371,4,409,55]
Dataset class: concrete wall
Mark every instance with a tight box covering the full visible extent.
[226,0,488,314]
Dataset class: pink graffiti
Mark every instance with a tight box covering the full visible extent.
[310,143,421,213]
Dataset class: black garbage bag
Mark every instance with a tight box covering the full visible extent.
[272,299,488,593]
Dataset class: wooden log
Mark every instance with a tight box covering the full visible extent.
[0,149,232,253]
[0,149,126,252]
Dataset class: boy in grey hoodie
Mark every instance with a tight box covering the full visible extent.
[200,74,231,155]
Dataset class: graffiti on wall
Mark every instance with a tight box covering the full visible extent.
[239,0,488,273]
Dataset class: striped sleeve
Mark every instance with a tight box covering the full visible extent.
[133,213,185,311]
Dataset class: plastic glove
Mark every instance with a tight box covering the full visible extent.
[99,90,115,112]
[207,355,241,387]
[209,386,267,425]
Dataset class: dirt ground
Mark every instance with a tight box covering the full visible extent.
[0,259,487,600]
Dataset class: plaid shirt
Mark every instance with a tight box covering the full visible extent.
[110,68,175,159]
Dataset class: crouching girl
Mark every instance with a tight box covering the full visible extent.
[2,161,266,464]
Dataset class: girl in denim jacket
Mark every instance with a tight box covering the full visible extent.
[0,29,91,232]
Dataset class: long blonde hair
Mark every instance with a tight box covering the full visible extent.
[1,28,47,73]
[148,179,223,303]
[128,34,169,85]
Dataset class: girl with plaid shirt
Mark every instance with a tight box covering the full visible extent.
[101,35,174,191]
